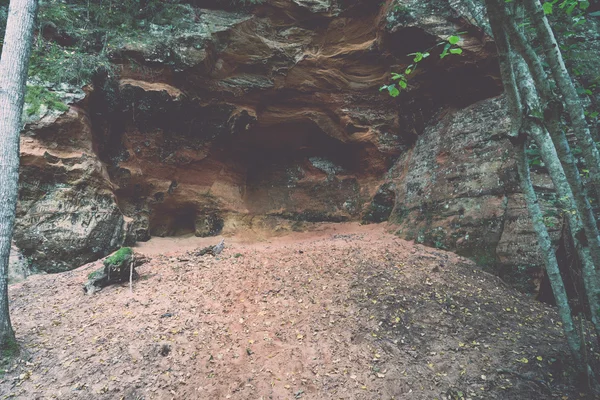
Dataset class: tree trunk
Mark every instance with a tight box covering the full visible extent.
[0,0,38,349]
[503,16,600,339]
[484,0,584,367]
[515,138,583,365]
[522,0,600,205]
[507,44,600,341]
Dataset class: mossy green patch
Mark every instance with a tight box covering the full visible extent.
[25,85,69,116]
[87,268,105,280]
[104,247,133,267]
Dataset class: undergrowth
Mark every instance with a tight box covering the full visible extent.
[1,0,263,111]
[24,85,69,116]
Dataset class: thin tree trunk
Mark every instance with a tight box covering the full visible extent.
[0,0,38,349]
[515,138,583,364]
[485,0,584,366]
[508,48,600,342]
[522,0,600,205]
[503,16,600,338]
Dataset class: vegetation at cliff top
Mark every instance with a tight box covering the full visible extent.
[0,0,263,87]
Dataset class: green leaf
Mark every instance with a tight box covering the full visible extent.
[413,52,423,62]
[388,85,400,97]
[580,1,590,10]
[589,11,600,16]
[542,2,553,14]
[449,48,463,55]
[398,80,407,89]
[391,73,404,80]
[405,67,412,75]
[448,35,460,45]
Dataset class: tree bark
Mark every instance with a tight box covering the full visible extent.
[522,0,600,205]
[0,0,38,349]
[502,16,600,335]
[515,137,583,365]
[484,0,584,366]
[507,45,600,341]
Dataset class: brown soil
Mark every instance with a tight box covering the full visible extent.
[0,223,590,399]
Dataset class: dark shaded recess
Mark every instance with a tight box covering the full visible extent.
[41,21,77,47]
[118,84,236,145]
[381,26,502,108]
[195,213,225,237]
[381,27,439,59]
[148,202,224,238]
[229,120,369,221]
[429,61,502,108]
[338,0,385,17]
[149,203,197,237]
[89,71,127,163]
[537,217,588,317]
[362,182,396,223]
[234,120,381,182]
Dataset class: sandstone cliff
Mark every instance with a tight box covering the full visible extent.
[13,0,556,275]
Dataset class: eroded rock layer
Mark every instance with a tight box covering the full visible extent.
[387,96,560,271]
[16,0,505,273]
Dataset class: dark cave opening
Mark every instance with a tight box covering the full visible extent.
[224,120,381,217]
[149,204,197,237]
[231,120,385,179]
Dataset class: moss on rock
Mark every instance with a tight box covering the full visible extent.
[103,247,133,267]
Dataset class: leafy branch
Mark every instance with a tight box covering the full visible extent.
[380,34,464,98]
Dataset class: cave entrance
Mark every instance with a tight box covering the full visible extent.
[149,204,197,237]
[228,120,371,216]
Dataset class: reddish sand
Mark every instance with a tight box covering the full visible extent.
[0,223,584,399]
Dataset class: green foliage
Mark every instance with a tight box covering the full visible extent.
[5,0,264,88]
[542,0,589,17]
[104,247,133,267]
[380,34,465,98]
[27,0,203,86]
[29,41,114,86]
[24,85,69,116]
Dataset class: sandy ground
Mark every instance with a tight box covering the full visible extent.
[0,223,591,399]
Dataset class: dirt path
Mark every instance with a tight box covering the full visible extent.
[0,223,587,399]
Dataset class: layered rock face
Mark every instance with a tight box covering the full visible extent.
[15,0,506,273]
[17,106,126,273]
[387,97,560,270]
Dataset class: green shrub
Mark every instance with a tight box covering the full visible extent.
[29,41,114,86]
